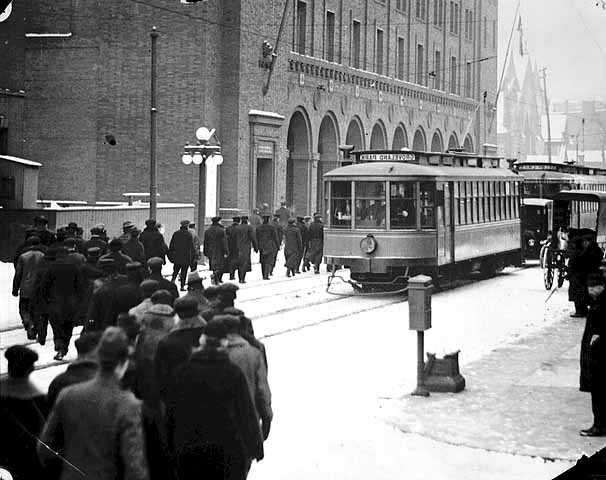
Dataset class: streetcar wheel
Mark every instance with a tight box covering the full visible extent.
[557,268,566,288]
[544,266,554,290]
[539,245,549,269]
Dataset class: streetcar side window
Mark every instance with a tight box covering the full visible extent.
[505,181,511,219]
[390,181,417,229]
[355,181,386,228]
[330,181,352,229]
[466,181,472,224]
[420,182,436,229]
[483,181,490,222]
[453,182,460,225]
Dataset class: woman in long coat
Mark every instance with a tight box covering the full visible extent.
[283,218,302,277]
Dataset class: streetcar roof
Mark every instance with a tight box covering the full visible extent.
[522,198,553,207]
[552,190,606,203]
[517,170,575,181]
[323,162,520,180]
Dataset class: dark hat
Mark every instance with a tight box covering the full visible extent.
[122,221,134,230]
[202,285,219,300]
[174,296,200,318]
[90,227,102,235]
[296,216,304,222]
[147,257,164,269]
[180,219,191,227]
[140,279,160,296]
[74,331,102,356]
[26,235,41,246]
[217,282,239,294]
[126,262,142,271]
[109,238,123,249]
[5,345,38,377]
[87,246,101,256]
[150,289,175,306]
[130,228,140,236]
[67,222,78,229]
[215,314,242,333]
[145,218,157,227]
[96,327,129,367]
[211,216,222,223]
[241,215,249,221]
[63,238,77,248]
[222,307,245,317]
[187,271,205,285]
[313,213,323,220]
[288,217,296,224]
[204,319,227,340]
[304,215,312,221]
[232,216,241,222]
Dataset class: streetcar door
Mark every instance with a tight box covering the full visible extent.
[437,182,454,265]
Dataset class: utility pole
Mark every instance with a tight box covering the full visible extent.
[581,117,585,165]
[150,26,159,220]
[540,68,552,164]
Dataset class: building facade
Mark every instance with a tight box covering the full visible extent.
[0,0,498,218]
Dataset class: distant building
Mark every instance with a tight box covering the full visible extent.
[496,25,545,162]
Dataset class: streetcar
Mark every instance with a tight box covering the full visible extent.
[541,190,606,290]
[323,150,523,290]
[514,161,606,260]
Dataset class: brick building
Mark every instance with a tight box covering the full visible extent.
[0,0,498,218]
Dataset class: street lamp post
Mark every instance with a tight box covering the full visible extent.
[181,127,223,244]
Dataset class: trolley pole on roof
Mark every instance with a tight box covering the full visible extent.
[540,68,552,164]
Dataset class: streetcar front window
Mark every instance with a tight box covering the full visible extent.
[354,182,386,228]
[390,181,417,229]
[330,181,352,229]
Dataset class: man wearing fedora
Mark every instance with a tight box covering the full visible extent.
[168,220,197,291]
[234,216,258,284]
[203,216,229,285]
[256,214,280,280]
[182,271,210,312]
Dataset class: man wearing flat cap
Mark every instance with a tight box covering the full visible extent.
[234,215,258,284]
[140,219,169,262]
[256,214,280,280]
[84,227,108,257]
[147,257,179,300]
[226,216,241,280]
[168,220,197,291]
[34,215,56,247]
[204,216,229,285]
[100,238,134,275]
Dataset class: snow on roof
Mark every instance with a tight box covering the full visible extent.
[0,155,42,167]
[248,109,285,119]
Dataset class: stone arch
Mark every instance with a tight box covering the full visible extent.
[345,116,365,152]
[447,132,459,151]
[286,107,312,214]
[370,120,388,150]
[463,134,474,153]
[317,111,340,212]
[430,130,444,152]
[412,126,427,151]
[392,124,408,149]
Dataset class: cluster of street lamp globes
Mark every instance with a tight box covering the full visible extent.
[181,127,224,166]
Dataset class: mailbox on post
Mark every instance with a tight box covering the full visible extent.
[408,275,433,397]
[408,274,432,331]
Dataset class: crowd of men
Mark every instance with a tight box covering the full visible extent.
[4,248,273,479]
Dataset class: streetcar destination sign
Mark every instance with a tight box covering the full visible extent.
[359,153,416,162]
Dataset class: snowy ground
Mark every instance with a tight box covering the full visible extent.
[2,261,581,479]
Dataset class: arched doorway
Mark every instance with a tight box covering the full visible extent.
[447,133,459,151]
[317,112,340,213]
[370,121,387,149]
[430,130,444,152]
[412,127,427,151]
[463,134,474,153]
[392,124,408,149]
[345,116,365,151]
[287,108,312,215]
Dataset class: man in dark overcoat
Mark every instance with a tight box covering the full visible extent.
[270,214,284,276]
[34,215,56,247]
[100,238,134,275]
[165,320,263,480]
[284,218,302,277]
[568,231,604,317]
[295,216,308,274]
[139,219,169,262]
[168,220,197,291]
[147,257,179,300]
[234,216,258,284]
[306,213,325,274]
[226,216,241,281]
[275,201,291,229]
[122,228,147,265]
[256,214,280,280]
[84,227,109,257]
[204,216,229,284]
[579,273,606,437]
[85,258,127,332]
[38,247,86,360]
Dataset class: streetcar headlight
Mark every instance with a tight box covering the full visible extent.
[360,234,377,254]
[528,239,536,247]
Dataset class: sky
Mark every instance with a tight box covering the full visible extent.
[498,0,606,102]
